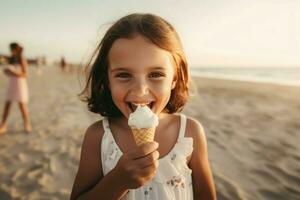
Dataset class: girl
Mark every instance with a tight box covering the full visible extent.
[0,42,32,134]
[71,13,216,200]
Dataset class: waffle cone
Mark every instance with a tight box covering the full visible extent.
[131,127,156,146]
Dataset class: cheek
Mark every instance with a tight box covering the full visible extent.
[108,78,126,104]
[156,84,171,95]
[110,84,125,102]
[154,80,173,101]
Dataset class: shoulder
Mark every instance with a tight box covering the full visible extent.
[80,119,105,158]
[70,119,105,200]
[185,116,206,145]
[184,116,208,160]
[85,119,104,138]
[83,120,103,140]
[82,119,104,149]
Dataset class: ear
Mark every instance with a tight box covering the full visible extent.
[171,80,176,89]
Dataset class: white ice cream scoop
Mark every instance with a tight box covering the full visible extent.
[128,105,159,129]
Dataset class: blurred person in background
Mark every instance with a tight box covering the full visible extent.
[0,42,32,134]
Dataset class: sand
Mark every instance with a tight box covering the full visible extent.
[0,66,299,200]
[0,66,97,200]
[184,77,300,200]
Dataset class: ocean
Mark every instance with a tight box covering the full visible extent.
[190,67,300,87]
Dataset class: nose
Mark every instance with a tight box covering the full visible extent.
[130,77,149,97]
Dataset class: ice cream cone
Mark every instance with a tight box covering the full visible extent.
[128,105,158,146]
[131,127,156,146]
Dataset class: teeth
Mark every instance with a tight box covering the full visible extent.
[132,102,151,107]
[129,102,153,112]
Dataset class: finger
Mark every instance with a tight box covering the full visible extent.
[139,161,159,177]
[135,150,159,168]
[129,142,159,159]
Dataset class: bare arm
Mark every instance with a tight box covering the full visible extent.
[7,56,28,77]
[70,121,128,200]
[70,121,159,200]
[186,118,217,200]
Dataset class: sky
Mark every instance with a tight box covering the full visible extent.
[0,0,299,67]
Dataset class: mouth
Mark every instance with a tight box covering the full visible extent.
[127,102,154,112]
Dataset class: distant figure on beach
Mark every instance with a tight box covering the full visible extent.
[71,14,216,200]
[0,42,32,134]
[35,57,44,75]
[60,56,68,72]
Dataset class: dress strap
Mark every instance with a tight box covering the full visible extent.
[178,114,187,139]
[102,117,109,132]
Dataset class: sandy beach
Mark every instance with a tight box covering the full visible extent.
[0,66,299,200]
[186,77,300,200]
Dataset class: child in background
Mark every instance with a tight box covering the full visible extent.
[71,13,216,200]
[0,42,32,134]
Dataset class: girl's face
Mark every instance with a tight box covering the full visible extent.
[108,34,176,119]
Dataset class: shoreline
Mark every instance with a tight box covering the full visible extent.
[190,75,300,104]
[191,73,300,87]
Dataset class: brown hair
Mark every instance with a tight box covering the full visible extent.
[9,42,23,64]
[80,13,190,117]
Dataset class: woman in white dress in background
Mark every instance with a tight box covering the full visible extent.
[0,42,32,134]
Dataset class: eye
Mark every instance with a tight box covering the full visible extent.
[148,71,165,79]
[115,72,131,79]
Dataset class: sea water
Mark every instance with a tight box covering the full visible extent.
[190,67,300,87]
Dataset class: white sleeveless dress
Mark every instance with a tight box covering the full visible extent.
[101,114,194,200]
[5,64,29,103]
